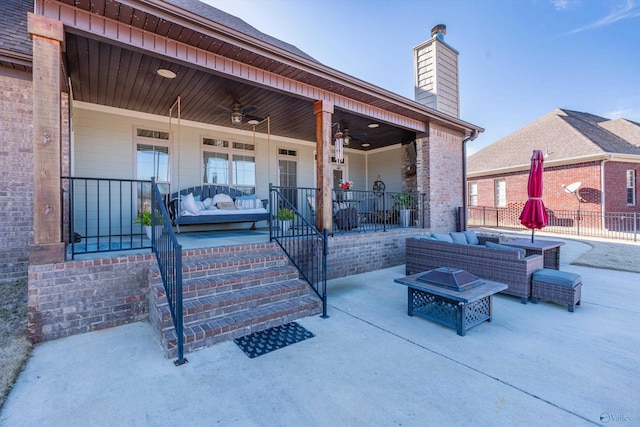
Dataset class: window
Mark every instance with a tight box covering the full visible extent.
[494,179,506,207]
[468,182,478,206]
[202,137,255,190]
[627,170,636,205]
[278,148,298,205]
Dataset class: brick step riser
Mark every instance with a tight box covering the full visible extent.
[150,266,300,301]
[179,243,281,264]
[161,297,322,358]
[154,280,313,331]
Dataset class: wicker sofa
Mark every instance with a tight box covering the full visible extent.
[405,233,544,303]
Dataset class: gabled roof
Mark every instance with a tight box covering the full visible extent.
[0,0,32,56]
[468,108,640,175]
[163,0,317,62]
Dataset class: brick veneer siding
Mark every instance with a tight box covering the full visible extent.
[469,161,605,227]
[0,71,33,283]
[426,125,465,232]
[27,253,154,343]
[327,229,426,280]
[604,161,640,213]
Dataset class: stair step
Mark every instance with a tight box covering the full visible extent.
[162,294,323,357]
[155,278,313,330]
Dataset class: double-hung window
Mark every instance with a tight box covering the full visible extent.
[494,179,506,208]
[134,127,171,213]
[627,170,636,206]
[202,138,256,193]
[468,182,478,206]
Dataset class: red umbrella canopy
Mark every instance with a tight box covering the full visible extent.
[519,149,549,230]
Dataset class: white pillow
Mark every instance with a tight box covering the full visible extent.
[235,199,263,209]
[181,193,200,216]
[203,197,214,209]
[213,193,233,204]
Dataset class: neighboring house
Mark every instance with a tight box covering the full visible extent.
[467,108,640,227]
[1,0,482,349]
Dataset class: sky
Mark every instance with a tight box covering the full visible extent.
[201,0,640,155]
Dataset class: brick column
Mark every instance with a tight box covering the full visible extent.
[314,100,334,233]
[415,132,430,228]
[28,13,65,264]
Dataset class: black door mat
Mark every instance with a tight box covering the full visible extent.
[234,322,315,358]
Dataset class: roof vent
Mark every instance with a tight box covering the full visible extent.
[431,24,446,41]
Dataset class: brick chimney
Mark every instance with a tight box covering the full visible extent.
[413,24,460,118]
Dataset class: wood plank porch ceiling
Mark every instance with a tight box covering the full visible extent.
[53,0,476,150]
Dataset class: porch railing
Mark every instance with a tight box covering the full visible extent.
[63,177,153,258]
[269,185,328,318]
[468,206,639,242]
[151,178,187,365]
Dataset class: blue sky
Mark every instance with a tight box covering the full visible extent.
[202,0,640,155]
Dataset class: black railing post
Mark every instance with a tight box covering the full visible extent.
[321,228,329,318]
[174,243,185,366]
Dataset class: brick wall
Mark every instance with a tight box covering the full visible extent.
[327,229,426,280]
[27,253,153,343]
[604,161,640,213]
[0,71,33,283]
[426,124,464,232]
[469,161,605,226]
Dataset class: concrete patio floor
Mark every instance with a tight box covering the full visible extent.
[1,238,638,426]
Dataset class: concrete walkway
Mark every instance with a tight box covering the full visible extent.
[2,238,639,426]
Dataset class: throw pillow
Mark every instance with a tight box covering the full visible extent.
[213,193,233,204]
[217,201,236,210]
[181,193,200,216]
[203,197,214,209]
[463,230,480,245]
[485,241,526,258]
[449,232,468,244]
[431,233,454,243]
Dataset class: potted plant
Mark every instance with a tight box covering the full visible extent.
[341,181,354,200]
[392,193,417,228]
[275,208,296,233]
[133,210,164,240]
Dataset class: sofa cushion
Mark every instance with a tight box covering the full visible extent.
[203,197,215,209]
[533,269,581,287]
[485,241,526,258]
[181,193,200,216]
[213,193,234,204]
[431,233,454,243]
[463,230,480,245]
[449,232,468,244]
[418,235,437,241]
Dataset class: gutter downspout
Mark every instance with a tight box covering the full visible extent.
[461,129,479,231]
[601,155,612,230]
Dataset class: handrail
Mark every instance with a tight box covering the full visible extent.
[151,178,187,365]
[270,185,328,318]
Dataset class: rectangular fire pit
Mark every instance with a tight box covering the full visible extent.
[394,267,508,336]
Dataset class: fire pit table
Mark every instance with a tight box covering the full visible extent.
[394,267,508,336]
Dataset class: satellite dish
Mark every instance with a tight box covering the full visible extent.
[562,182,581,193]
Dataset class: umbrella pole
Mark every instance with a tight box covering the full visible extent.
[531,228,535,243]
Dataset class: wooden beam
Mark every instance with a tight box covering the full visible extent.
[28,13,65,264]
[314,100,334,233]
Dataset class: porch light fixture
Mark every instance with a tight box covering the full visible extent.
[362,143,370,147]
[247,118,260,125]
[368,123,379,129]
[157,68,176,79]
[231,111,243,126]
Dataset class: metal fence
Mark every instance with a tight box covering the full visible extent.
[468,206,639,242]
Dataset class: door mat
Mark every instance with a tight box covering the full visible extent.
[233,322,314,358]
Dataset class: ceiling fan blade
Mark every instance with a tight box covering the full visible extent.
[351,133,367,141]
[241,106,257,114]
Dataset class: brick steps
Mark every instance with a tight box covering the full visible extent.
[149,243,323,358]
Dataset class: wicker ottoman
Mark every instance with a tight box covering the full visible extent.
[531,269,582,312]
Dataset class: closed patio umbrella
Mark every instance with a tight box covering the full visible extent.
[519,149,549,242]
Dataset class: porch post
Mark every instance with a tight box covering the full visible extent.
[28,14,65,264]
[314,100,334,233]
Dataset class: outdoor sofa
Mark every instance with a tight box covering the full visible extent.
[168,184,268,232]
[405,231,544,303]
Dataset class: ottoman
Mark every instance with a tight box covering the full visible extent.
[531,269,582,312]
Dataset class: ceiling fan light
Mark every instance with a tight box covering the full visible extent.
[343,136,350,146]
[231,111,243,126]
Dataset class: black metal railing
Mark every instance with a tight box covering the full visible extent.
[468,206,639,242]
[274,186,425,233]
[151,178,187,366]
[63,177,154,258]
[270,185,328,318]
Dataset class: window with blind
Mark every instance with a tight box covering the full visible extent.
[494,179,506,207]
[468,182,478,206]
[627,170,636,206]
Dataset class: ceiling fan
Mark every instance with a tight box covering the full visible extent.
[220,101,264,126]
[340,126,366,146]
